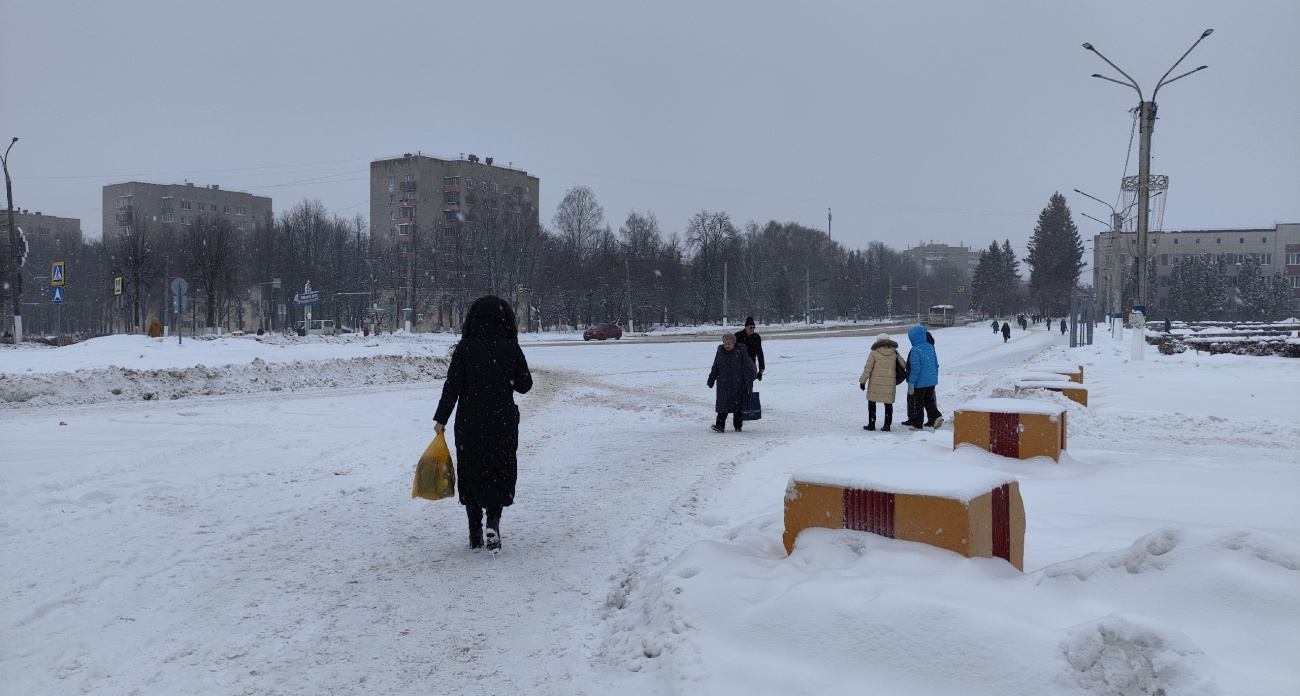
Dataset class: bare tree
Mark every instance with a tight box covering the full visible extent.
[186,216,240,329]
[113,216,161,333]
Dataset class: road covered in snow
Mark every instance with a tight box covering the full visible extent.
[2,324,1298,695]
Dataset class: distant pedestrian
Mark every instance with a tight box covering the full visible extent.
[904,325,943,430]
[433,295,534,554]
[734,317,765,381]
[708,332,756,432]
[859,333,902,431]
[991,319,999,333]
[1001,321,1011,342]
[1060,318,1067,335]
[1164,317,1171,333]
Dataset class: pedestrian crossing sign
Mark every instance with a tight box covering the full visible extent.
[52,286,63,304]
[51,261,66,286]
[114,277,123,295]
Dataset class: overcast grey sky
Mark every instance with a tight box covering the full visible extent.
[5,0,1298,264]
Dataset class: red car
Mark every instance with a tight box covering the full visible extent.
[583,323,623,341]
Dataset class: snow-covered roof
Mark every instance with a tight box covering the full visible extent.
[954,398,1065,416]
[790,458,1018,503]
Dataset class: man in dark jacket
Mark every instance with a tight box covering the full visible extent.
[1001,321,1011,342]
[734,317,765,380]
[708,332,756,432]
[434,296,533,553]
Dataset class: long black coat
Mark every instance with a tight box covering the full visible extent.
[434,321,533,508]
[708,344,755,413]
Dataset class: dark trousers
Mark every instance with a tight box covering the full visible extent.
[907,386,942,425]
[868,401,893,426]
[466,505,503,547]
[716,411,743,431]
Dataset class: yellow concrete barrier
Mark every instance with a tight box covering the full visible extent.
[1034,363,1084,383]
[784,459,1025,570]
[953,398,1067,461]
[1015,380,1088,406]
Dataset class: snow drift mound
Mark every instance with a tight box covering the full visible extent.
[0,354,448,408]
[1061,613,1219,696]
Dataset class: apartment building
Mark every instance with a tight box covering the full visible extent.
[1092,222,1300,314]
[902,242,982,275]
[369,152,540,326]
[101,181,272,239]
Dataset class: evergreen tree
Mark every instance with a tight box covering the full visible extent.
[1167,255,1226,320]
[1234,256,1267,320]
[1262,271,1297,321]
[971,239,1022,317]
[998,239,1023,313]
[1025,192,1085,315]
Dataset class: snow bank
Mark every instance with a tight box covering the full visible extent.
[0,353,447,408]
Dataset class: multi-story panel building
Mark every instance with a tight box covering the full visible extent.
[901,242,979,314]
[6,210,85,335]
[101,181,272,241]
[1092,223,1300,315]
[369,152,540,328]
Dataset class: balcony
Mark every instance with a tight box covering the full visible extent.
[442,203,459,212]
[443,184,459,193]
[115,210,133,223]
[399,180,418,192]
[398,216,417,225]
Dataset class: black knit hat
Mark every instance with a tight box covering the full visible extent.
[744,316,755,327]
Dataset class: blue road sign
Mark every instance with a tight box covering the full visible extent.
[292,291,320,307]
[51,261,66,286]
[52,286,63,304]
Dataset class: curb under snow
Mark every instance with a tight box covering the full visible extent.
[0,354,449,409]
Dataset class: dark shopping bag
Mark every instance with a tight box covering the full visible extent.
[742,391,762,421]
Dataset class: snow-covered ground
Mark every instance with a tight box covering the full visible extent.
[2,324,1296,695]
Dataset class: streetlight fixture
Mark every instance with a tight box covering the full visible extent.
[1083,29,1212,359]
[3,137,20,343]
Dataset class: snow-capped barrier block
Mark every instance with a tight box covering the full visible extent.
[953,398,1066,461]
[1034,363,1083,383]
[1015,380,1088,406]
[783,458,1025,570]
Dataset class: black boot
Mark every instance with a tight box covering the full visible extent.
[466,505,484,551]
[733,411,743,432]
[712,412,726,433]
[485,507,502,554]
[865,402,877,430]
[882,404,893,432]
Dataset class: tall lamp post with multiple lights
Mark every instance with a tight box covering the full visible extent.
[1083,29,1212,358]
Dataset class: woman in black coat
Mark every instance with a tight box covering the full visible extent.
[707,332,756,432]
[434,296,533,553]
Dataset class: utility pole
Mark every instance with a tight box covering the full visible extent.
[805,267,810,324]
[827,208,832,240]
[625,255,632,332]
[1084,29,1213,360]
[3,137,20,343]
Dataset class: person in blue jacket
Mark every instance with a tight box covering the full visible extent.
[904,324,943,430]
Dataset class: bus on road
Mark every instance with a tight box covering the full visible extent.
[927,305,956,327]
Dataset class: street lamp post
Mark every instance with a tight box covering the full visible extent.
[1074,188,1124,338]
[3,137,20,343]
[1083,29,1212,359]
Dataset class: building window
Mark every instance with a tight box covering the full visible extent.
[444,191,459,204]
[397,224,413,236]
[181,200,192,210]
[236,206,246,215]
[390,211,396,220]
[223,205,230,214]
[1262,237,1268,244]
[1216,238,1221,244]
[400,206,415,218]
[444,176,459,186]
[389,194,396,204]
[1260,253,1273,265]
[1173,238,1178,245]
[389,227,396,238]
[162,212,174,223]
[404,174,415,182]
[466,179,475,189]
[1195,238,1200,244]
[388,177,396,192]
[1239,238,1245,243]
[1286,253,1300,266]
[491,183,499,193]
[1291,276,1300,288]
[181,216,191,224]
[117,196,132,209]
[236,221,248,231]
[513,186,521,197]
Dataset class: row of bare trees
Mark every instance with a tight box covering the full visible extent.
[13,187,961,339]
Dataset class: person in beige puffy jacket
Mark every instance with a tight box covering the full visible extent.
[858,333,903,431]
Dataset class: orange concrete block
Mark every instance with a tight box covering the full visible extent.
[1035,363,1084,383]
[784,459,1025,570]
[953,398,1067,461]
[1015,380,1088,406]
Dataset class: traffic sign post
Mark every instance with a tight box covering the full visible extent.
[171,278,188,344]
[114,277,122,296]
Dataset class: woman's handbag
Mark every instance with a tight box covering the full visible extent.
[895,356,911,385]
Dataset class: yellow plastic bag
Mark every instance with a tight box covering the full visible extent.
[412,433,456,501]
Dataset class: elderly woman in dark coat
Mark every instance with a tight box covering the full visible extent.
[434,296,533,553]
[707,332,756,432]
